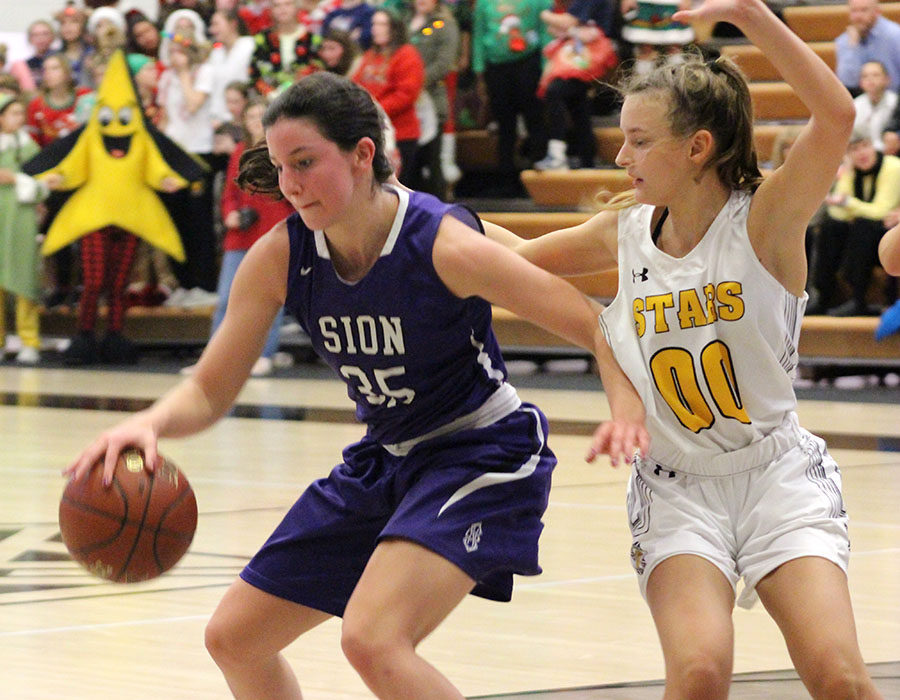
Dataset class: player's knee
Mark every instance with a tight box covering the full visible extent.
[669,653,731,700]
[340,618,404,679]
[204,615,247,668]
[804,654,870,700]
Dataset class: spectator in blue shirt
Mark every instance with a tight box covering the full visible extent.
[321,0,377,50]
[835,0,900,95]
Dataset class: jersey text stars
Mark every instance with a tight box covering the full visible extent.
[633,281,744,337]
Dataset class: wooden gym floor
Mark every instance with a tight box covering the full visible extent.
[0,361,898,699]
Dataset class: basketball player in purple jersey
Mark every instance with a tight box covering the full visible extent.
[65,72,649,699]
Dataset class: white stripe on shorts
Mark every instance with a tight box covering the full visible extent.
[437,406,545,517]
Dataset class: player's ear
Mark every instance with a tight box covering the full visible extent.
[689,129,715,165]
[354,136,376,170]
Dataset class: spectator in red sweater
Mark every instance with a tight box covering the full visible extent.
[26,54,89,147]
[352,8,425,184]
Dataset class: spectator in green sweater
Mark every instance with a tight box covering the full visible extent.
[472,0,551,196]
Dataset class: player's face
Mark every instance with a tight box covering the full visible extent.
[266,116,358,230]
[616,93,690,204]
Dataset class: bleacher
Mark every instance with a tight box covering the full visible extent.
[30,2,900,371]
[465,2,900,369]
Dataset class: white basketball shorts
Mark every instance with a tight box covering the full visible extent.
[626,428,850,608]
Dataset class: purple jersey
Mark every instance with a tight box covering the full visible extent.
[284,186,510,445]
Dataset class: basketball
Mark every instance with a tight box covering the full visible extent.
[59,449,198,583]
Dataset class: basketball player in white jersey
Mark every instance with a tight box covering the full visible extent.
[486,0,885,697]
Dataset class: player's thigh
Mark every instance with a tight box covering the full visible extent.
[756,556,868,676]
[342,538,475,648]
[207,578,332,659]
[646,554,736,670]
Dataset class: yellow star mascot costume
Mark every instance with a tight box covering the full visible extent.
[23,50,208,364]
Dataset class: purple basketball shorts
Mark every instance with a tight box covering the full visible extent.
[240,403,556,616]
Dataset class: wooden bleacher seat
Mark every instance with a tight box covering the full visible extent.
[480,211,591,238]
[32,282,899,368]
[459,124,793,174]
[518,167,782,206]
[38,306,214,346]
[749,82,810,121]
[720,41,836,81]
[481,211,618,299]
[520,169,631,206]
[456,129,500,171]
[783,2,900,42]
[491,306,900,364]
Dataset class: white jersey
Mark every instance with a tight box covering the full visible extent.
[599,190,808,475]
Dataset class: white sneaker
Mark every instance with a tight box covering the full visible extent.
[4,334,23,355]
[163,287,189,307]
[181,288,219,308]
[16,346,40,364]
[534,154,569,171]
[281,320,303,336]
[250,356,273,377]
[272,351,294,368]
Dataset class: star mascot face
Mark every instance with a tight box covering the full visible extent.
[96,100,139,158]
[23,50,208,261]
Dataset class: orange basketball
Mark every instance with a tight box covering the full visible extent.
[59,449,198,583]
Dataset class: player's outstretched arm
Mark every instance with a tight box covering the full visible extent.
[64,223,289,486]
[880,223,900,276]
[483,210,619,278]
[434,216,648,465]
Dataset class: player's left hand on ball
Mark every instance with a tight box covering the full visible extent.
[586,420,650,467]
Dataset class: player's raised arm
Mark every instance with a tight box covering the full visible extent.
[674,0,855,292]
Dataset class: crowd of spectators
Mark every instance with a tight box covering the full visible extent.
[2,0,900,369]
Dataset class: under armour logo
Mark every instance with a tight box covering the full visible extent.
[632,267,649,283]
[463,522,482,553]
